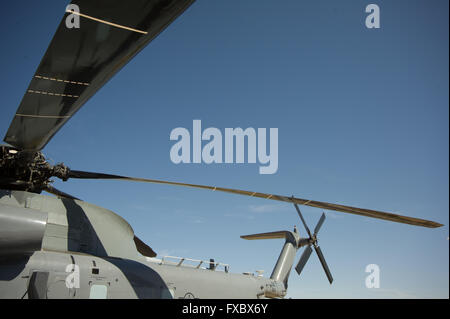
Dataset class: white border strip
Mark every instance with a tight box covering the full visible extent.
[16,113,70,119]
[35,75,89,86]
[28,89,78,98]
[66,10,148,35]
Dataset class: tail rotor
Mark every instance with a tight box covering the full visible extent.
[293,202,333,284]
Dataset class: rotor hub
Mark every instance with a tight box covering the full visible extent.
[0,145,69,193]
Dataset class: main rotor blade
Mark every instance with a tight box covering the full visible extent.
[4,0,195,151]
[314,213,326,236]
[44,185,80,200]
[67,170,443,228]
[314,245,333,284]
[295,245,313,276]
[133,236,156,258]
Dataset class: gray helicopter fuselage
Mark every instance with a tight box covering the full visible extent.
[0,190,284,299]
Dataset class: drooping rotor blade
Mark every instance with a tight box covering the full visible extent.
[314,245,333,284]
[295,245,313,276]
[66,170,443,228]
[4,0,195,151]
[133,236,156,258]
[293,203,312,238]
[314,213,326,236]
[44,185,80,200]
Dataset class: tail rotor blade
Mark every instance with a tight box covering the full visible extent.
[293,203,312,238]
[314,212,326,236]
[314,245,333,284]
[295,245,313,276]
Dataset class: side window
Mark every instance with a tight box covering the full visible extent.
[89,284,107,299]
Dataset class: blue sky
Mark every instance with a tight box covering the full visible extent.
[0,0,448,298]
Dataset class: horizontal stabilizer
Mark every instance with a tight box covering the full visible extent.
[241,231,291,240]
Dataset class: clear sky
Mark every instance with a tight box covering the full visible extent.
[0,0,448,298]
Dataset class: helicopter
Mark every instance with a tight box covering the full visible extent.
[0,0,444,299]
